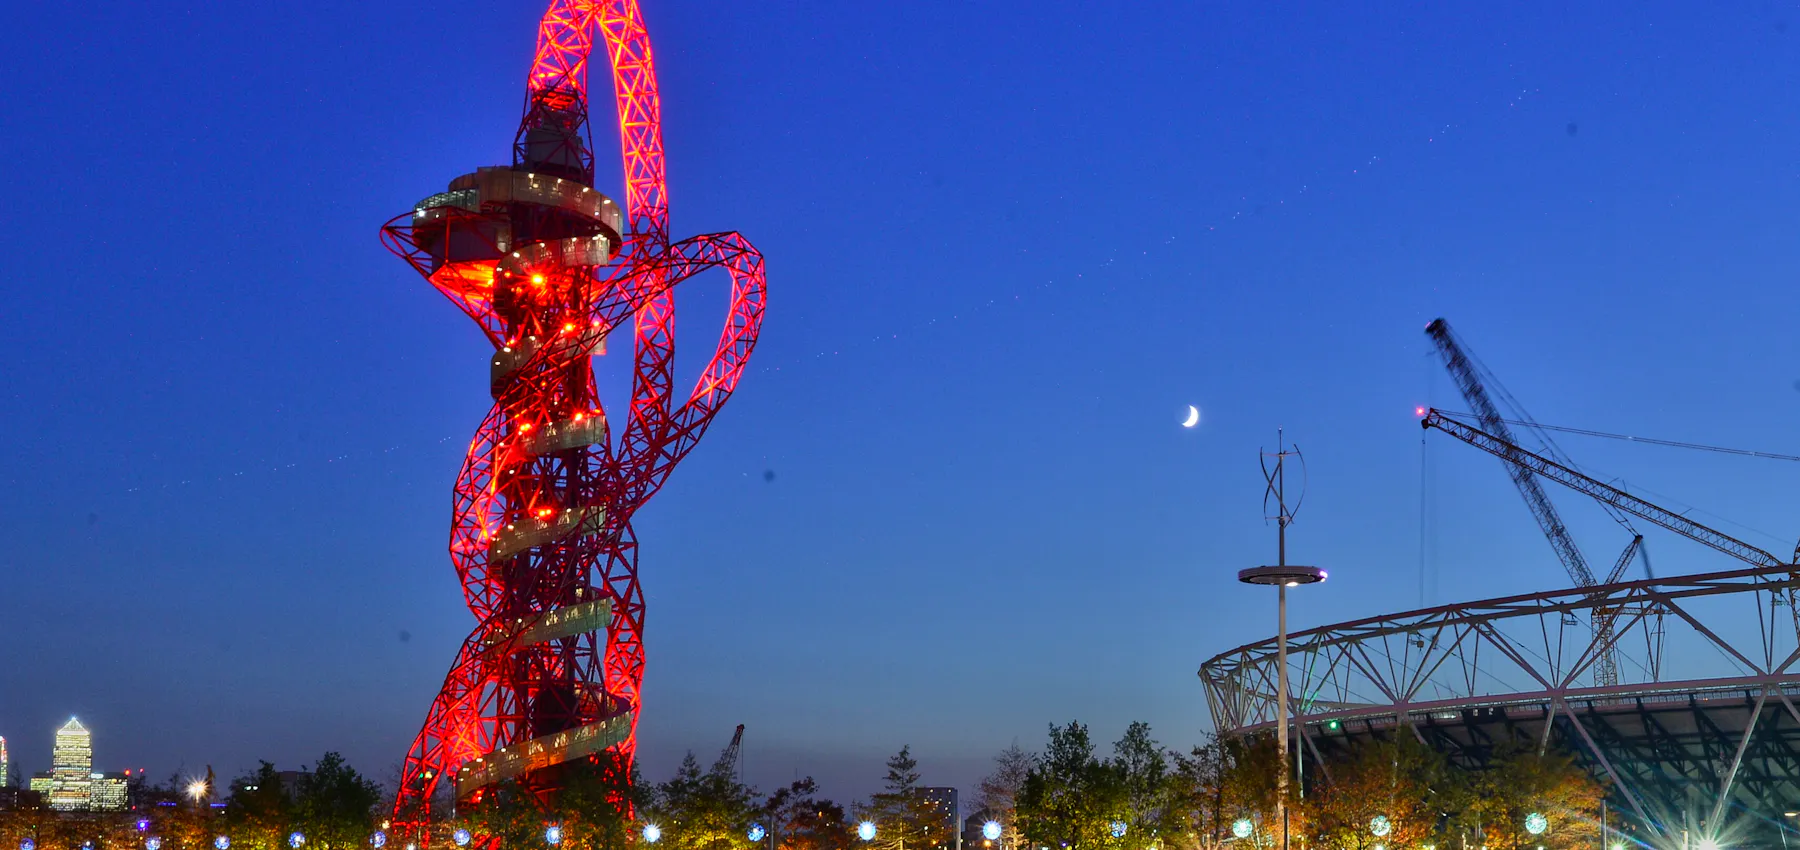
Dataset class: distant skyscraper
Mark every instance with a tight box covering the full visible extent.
[50,717,93,811]
[0,735,9,788]
[919,787,960,850]
[89,772,127,811]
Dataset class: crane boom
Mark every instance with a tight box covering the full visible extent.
[1426,319,1597,587]
[1592,535,1642,687]
[1423,410,1785,569]
[714,724,745,780]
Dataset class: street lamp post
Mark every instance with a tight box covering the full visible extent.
[1238,431,1325,850]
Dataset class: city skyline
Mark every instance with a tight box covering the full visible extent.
[8,0,1800,809]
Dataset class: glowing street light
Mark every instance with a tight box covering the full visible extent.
[371,832,388,848]
[289,833,306,849]
[1369,816,1392,838]
[858,822,877,842]
[1231,820,1254,840]
[749,825,768,843]
[983,822,1003,843]
[453,830,473,847]
[1697,840,1721,850]
[146,838,163,850]
[643,824,663,844]
[545,826,563,846]
[1238,432,1324,850]
[215,838,231,850]
[1523,813,1548,837]
[188,780,210,803]
[1109,823,1128,839]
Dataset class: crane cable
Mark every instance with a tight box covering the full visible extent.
[1437,411,1800,463]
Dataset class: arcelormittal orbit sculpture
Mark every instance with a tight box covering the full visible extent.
[379,0,765,830]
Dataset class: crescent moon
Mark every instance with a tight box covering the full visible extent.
[1182,405,1200,428]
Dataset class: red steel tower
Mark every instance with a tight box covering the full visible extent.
[380,0,765,829]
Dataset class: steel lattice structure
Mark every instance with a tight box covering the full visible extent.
[1201,565,1800,846]
[380,0,765,830]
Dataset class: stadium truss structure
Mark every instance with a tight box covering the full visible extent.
[1201,565,1800,847]
[380,0,765,831]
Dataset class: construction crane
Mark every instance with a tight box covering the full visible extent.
[1423,409,1790,688]
[1592,535,1642,687]
[1425,319,1604,588]
[1425,319,1659,686]
[714,724,746,784]
[1422,410,1785,569]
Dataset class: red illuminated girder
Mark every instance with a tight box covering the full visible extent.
[379,0,764,836]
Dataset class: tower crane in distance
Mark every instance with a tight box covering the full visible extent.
[1422,409,1786,569]
[1422,409,1792,687]
[715,724,746,785]
[1426,319,1649,685]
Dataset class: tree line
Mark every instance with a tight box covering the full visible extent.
[0,724,1610,850]
[988,721,1608,850]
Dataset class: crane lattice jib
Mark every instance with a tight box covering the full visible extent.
[1423,411,1783,569]
[1426,319,1597,587]
[380,0,766,837]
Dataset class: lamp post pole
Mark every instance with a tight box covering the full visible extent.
[1238,431,1325,850]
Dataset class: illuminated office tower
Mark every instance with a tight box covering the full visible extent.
[89,773,127,811]
[49,718,92,811]
[0,736,8,788]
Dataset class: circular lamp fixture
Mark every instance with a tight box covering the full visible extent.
[858,822,877,842]
[1237,565,1327,587]
[983,822,1002,843]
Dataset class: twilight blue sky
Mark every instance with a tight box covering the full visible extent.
[5,0,1800,805]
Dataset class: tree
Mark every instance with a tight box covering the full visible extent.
[975,744,1033,850]
[1447,746,1604,850]
[764,778,851,850]
[292,753,381,850]
[554,753,644,850]
[1301,736,1448,850]
[866,747,949,850]
[224,762,294,850]
[1017,722,1128,850]
[1111,723,1170,845]
[644,752,760,850]
[464,779,554,850]
[1160,734,1284,850]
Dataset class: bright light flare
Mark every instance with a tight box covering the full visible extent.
[857,822,877,842]
[187,780,208,801]
[982,822,1002,842]
[643,825,662,844]
[1697,840,1720,850]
